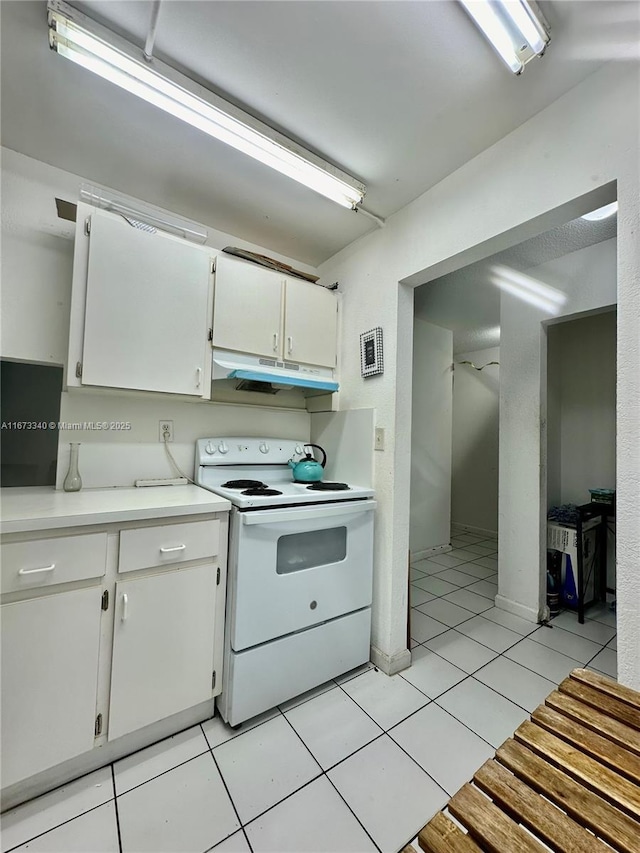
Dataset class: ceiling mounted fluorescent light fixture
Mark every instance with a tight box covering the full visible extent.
[47,0,365,209]
[581,201,618,221]
[459,0,550,74]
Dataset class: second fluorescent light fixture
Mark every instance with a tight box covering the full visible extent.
[47,0,365,209]
[460,0,550,74]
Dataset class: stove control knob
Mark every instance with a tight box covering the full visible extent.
[204,441,216,455]
[218,441,229,455]
[259,442,270,454]
[295,444,303,455]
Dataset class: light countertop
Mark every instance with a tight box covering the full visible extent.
[0,486,230,535]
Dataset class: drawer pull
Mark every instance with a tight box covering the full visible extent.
[159,544,186,554]
[121,593,128,622]
[18,564,55,576]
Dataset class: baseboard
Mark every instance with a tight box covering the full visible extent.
[370,644,412,676]
[495,594,541,624]
[411,543,452,562]
[451,522,498,539]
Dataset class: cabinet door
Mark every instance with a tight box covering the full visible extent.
[108,564,217,740]
[1,588,102,787]
[284,279,338,367]
[213,255,283,358]
[81,211,212,396]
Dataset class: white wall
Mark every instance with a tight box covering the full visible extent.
[451,347,500,536]
[547,310,616,507]
[318,63,640,688]
[1,149,316,487]
[410,319,453,557]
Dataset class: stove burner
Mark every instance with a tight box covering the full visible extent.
[222,479,267,489]
[306,482,351,491]
[241,487,283,496]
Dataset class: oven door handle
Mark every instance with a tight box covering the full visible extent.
[241,501,376,525]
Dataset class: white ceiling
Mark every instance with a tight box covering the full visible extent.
[415,213,617,353]
[0,1,634,265]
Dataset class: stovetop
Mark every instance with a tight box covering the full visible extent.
[195,437,374,509]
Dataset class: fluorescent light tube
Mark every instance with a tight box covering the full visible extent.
[460,1,550,74]
[47,1,365,209]
[582,202,618,221]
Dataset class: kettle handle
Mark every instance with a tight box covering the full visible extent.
[304,444,327,468]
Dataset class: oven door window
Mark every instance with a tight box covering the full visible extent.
[276,526,347,574]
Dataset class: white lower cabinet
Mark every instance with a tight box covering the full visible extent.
[108,564,218,740]
[0,587,103,787]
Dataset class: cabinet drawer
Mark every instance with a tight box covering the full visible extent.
[119,519,219,574]
[1,533,107,594]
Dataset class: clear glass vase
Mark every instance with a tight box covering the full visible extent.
[63,443,82,492]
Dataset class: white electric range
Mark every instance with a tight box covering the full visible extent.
[195,437,376,726]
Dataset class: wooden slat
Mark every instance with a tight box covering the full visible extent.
[448,783,547,852]
[570,668,640,713]
[514,719,640,819]
[559,678,640,732]
[473,758,610,852]
[400,846,418,853]
[532,703,640,785]
[418,811,483,853]
[546,690,640,757]
[496,739,640,853]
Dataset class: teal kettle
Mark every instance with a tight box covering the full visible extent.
[288,444,327,483]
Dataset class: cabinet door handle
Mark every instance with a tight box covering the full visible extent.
[287,336,293,355]
[159,544,186,554]
[273,332,279,352]
[18,563,55,576]
[196,367,202,388]
[121,593,128,622]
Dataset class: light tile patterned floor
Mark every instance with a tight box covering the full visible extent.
[1,534,617,853]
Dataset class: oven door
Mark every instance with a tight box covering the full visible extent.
[229,500,375,651]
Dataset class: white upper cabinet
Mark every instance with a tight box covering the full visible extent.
[213,255,337,368]
[69,206,214,397]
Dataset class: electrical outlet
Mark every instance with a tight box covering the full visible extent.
[159,420,174,442]
[375,427,385,451]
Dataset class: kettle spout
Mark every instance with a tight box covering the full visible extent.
[287,458,296,469]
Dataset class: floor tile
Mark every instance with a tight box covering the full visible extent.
[245,776,377,853]
[410,558,448,576]
[328,736,448,853]
[453,562,497,580]
[529,625,602,664]
[278,679,336,712]
[470,555,498,570]
[481,607,539,635]
[451,534,485,545]
[474,657,556,712]
[0,767,114,853]
[584,604,617,627]
[284,686,382,770]
[424,630,497,673]
[426,552,472,569]
[588,647,617,678]
[410,637,420,649]
[10,802,118,853]
[409,566,427,581]
[463,579,498,600]
[402,646,467,698]
[449,537,472,548]
[550,611,617,645]
[117,753,239,853]
[202,707,280,750]
[436,679,529,748]
[390,704,493,796]
[447,548,482,561]
[213,715,320,823]
[607,635,618,651]
[442,589,493,614]
[412,575,460,597]
[409,583,436,607]
[505,638,583,684]
[431,568,477,587]
[212,831,252,852]
[334,662,375,685]
[410,609,450,644]
[454,615,521,653]
[114,725,209,795]
[415,598,476,628]
[460,543,498,556]
[340,667,429,730]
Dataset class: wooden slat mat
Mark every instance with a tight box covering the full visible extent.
[417,668,640,853]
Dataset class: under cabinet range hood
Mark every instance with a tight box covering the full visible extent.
[212,349,339,394]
